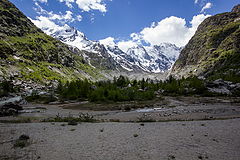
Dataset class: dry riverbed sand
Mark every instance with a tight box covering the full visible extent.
[0,96,240,160]
[1,120,240,160]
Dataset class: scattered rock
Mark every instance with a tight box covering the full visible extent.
[168,154,176,159]
[133,134,138,137]
[206,79,240,95]
[19,134,30,140]
[212,138,219,142]
[68,120,78,126]
[0,102,23,116]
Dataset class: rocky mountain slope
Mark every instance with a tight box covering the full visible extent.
[171,4,240,81]
[41,24,181,73]
[0,0,104,88]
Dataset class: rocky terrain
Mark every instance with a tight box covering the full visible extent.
[171,5,240,80]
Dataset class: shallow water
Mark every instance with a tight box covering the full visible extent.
[135,107,170,113]
[0,96,22,106]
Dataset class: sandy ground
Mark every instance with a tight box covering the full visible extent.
[0,96,240,160]
[1,119,240,160]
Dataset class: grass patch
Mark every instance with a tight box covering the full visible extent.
[13,135,30,148]
[43,113,97,123]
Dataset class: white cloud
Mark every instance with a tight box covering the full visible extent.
[30,16,63,35]
[140,16,188,47]
[34,2,81,23]
[48,11,74,23]
[194,0,199,4]
[117,40,138,52]
[34,0,48,3]
[75,0,107,12]
[76,15,83,21]
[201,2,212,13]
[58,0,75,8]
[129,14,210,47]
[99,37,115,47]
[190,14,210,29]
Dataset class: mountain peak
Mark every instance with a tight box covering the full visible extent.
[37,23,181,73]
[232,4,240,13]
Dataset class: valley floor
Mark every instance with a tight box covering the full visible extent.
[0,96,240,160]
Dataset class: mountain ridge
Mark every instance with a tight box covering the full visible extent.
[0,0,105,86]
[171,4,240,81]
[37,24,181,73]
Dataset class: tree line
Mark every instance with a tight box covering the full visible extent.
[56,75,208,102]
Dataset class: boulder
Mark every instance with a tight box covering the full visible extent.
[206,79,240,95]
[0,102,23,116]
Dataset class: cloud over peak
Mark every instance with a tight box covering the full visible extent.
[130,14,210,47]
[99,14,210,52]
[33,2,82,24]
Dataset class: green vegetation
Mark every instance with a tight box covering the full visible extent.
[13,135,30,148]
[43,113,97,123]
[0,0,105,84]
[57,76,156,102]
[25,91,57,104]
[56,75,209,103]
[0,80,17,97]
[172,10,240,80]
[158,76,207,95]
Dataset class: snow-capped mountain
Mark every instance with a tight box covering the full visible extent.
[40,24,181,73]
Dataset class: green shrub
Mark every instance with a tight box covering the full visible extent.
[0,80,15,97]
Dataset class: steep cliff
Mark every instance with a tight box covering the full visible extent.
[171,5,240,82]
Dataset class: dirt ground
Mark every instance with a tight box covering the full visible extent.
[0,96,240,160]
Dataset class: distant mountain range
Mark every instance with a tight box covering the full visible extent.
[40,24,181,73]
[1,0,239,90]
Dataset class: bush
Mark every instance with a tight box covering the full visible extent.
[0,80,15,97]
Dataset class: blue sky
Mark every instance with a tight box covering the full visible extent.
[9,0,240,49]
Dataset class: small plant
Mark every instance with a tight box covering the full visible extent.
[109,119,120,122]
[0,80,15,97]
[44,112,97,123]
[14,140,28,148]
[14,134,30,148]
